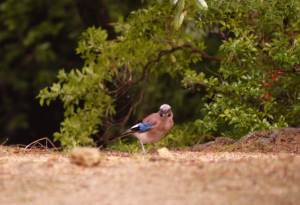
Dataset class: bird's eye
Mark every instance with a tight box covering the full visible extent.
[159,111,163,117]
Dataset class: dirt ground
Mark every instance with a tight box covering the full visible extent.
[1,144,300,205]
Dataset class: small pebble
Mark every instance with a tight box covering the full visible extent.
[157,148,174,159]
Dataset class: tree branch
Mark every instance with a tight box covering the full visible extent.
[266,68,300,76]
[259,25,278,42]
[181,82,208,90]
[181,44,223,61]
[164,17,223,61]
[121,71,150,126]
[165,19,175,48]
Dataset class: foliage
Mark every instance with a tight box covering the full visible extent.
[171,0,207,30]
[38,0,300,148]
[190,0,300,138]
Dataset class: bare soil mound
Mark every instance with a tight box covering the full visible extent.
[192,128,300,154]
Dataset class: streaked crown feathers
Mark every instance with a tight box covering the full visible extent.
[159,104,171,112]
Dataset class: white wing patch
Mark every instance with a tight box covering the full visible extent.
[130,124,139,129]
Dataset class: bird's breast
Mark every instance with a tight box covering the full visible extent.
[133,129,166,144]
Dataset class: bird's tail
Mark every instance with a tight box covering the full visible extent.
[108,130,133,141]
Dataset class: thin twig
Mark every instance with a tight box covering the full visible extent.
[165,19,175,48]
[220,31,228,42]
[122,71,150,126]
[266,68,300,76]
[269,57,279,68]
[195,135,216,146]
[259,25,278,42]
[1,138,8,146]
[24,137,58,151]
[182,44,223,61]
[204,64,224,83]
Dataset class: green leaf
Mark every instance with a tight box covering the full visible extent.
[177,0,185,12]
[170,0,179,5]
[194,0,208,10]
[219,20,225,26]
[40,98,44,106]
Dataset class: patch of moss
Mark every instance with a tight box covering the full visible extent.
[253,140,260,146]
[221,144,239,152]
[263,145,272,152]
[245,146,258,152]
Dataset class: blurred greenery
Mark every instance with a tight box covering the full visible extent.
[0,0,144,145]
[0,0,83,144]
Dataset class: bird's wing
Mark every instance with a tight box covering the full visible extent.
[124,113,159,134]
[109,113,158,141]
[128,122,154,133]
[142,113,160,125]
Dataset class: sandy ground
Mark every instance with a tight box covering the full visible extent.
[1,146,300,205]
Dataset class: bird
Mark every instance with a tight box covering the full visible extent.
[109,104,174,153]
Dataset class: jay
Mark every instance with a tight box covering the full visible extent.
[110,104,174,153]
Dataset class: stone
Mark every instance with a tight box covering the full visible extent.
[157,147,174,159]
[70,147,101,166]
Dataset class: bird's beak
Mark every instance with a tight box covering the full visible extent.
[160,110,172,117]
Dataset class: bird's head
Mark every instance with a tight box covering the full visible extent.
[159,104,173,118]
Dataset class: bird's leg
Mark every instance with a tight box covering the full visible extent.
[151,143,159,149]
[140,141,146,153]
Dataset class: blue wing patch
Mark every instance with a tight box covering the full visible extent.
[138,122,154,132]
[119,122,154,137]
[129,121,154,132]
[131,122,154,132]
